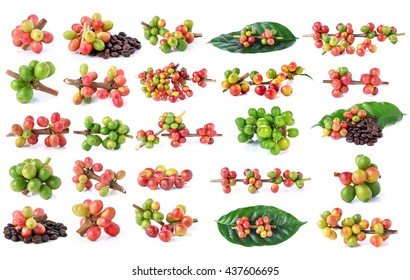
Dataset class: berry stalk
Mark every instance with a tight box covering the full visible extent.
[64,77,120,91]
[82,168,126,194]
[231,224,277,230]
[73,129,133,138]
[7,127,69,137]
[233,35,284,40]
[210,178,311,183]
[323,79,389,85]
[222,72,250,93]
[6,69,58,96]
[330,224,397,235]
[140,21,202,38]
[76,216,98,236]
[132,204,198,226]
[79,22,91,50]
[135,111,186,150]
[161,133,223,137]
[22,18,47,50]
[303,32,405,38]
[187,77,216,83]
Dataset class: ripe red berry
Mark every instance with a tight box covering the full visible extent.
[159,229,173,242]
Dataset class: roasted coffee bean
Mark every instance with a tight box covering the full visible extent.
[41,235,50,243]
[89,32,141,59]
[32,236,42,244]
[346,116,383,146]
[4,220,68,244]
[23,237,32,244]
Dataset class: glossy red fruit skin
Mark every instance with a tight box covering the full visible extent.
[104,222,120,237]
[174,177,186,188]
[86,226,101,241]
[181,215,193,227]
[159,229,173,242]
[161,224,174,233]
[145,225,159,237]
[159,177,173,190]
[180,169,193,182]
[338,172,353,185]
[172,207,184,220]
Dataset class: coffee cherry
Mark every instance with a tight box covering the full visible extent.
[145,225,159,238]
[11,15,54,53]
[311,22,402,57]
[159,229,173,242]
[370,234,383,247]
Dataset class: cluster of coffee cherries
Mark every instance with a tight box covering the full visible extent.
[318,208,395,247]
[63,13,113,55]
[5,206,67,244]
[267,168,307,193]
[336,155,381,203]
[73,157,126,196]
[137,165,193,190]
[327,67,384,97]
[9,157,61,200]
[361,68,382,95]
[135,199,196,242]
[322,106,367,140]
[72,199,119,241]
[10,60,56,104]
[68,64,129,107]
[78,116,132,151]
[311,22,402,57]
[235,216,274,239]
[136,112,182,149]
[195,123,218,144]
[322,106,383,146]
[136,112,220,150]
[222,62,308,99]
[142,16,197,53]
[217,167,309,194]
[10,113,70,148]
[9,206,47,239]
[327,67,352,97]
[236,106,299,155]
[238,25,278,48]
[138,62,210,102]
[11,14,54,53]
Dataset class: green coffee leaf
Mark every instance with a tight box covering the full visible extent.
[313,101,405,128]
[208,22,297,53]
[216,205,306,247]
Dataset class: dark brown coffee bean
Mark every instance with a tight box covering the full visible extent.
[41,235,50,242]
[32,236,42,244]
[23,237,32,243]
[11,235,19,242]
[60,230,67,237]
[110,52,119,57]
[113,45,122,51]
[123,44,130,51]
[122,51,131,57]
[50,235,58,240]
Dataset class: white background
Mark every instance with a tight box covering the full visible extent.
[1,0,409,279]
